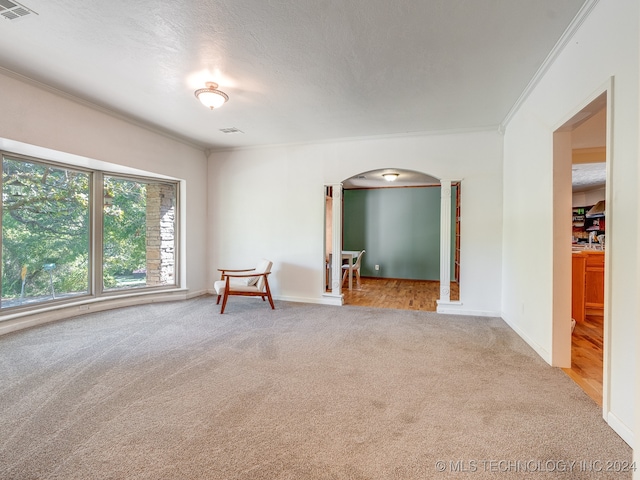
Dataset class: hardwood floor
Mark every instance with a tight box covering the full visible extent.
[562,315,604,406]
[338,277,459,311]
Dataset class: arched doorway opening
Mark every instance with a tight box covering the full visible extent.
[323,168,460,311]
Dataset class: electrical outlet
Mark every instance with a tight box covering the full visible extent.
[375,264,380,270]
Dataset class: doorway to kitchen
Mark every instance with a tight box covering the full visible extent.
[553,89,609,408]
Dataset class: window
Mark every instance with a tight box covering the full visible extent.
[1,153,179,311]
[2,156,90,307]
[103,176,176,291]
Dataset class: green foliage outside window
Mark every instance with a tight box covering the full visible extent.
[103,177,147,289]
[2,158,90,302]
[1,155,175,309]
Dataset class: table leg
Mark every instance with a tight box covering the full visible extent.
[348,256,353,290]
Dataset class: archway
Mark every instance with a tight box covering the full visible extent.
[323,168,460,310]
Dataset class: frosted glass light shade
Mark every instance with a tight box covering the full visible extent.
[195,82,229,109]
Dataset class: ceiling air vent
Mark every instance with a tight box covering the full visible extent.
[219,128,244,134]
[0,0,37,20]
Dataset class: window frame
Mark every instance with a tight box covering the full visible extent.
[0,151,181,314]
[100,172,180,295]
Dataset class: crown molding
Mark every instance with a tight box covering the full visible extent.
[207,125,501,154]
[0,66,206,152]
[500,0,601,130]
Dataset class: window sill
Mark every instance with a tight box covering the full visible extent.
[0,287,190,336]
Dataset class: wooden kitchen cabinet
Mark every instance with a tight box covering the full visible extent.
[572,250,604,322]
[584,251,604,316]
[572,253,587,323]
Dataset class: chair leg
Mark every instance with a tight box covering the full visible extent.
[264,277,275,310]
[355,269,361,286]
[216,295,221,305]
[341,269,348,286]
[220,290,229,314]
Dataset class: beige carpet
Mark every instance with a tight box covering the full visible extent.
[0,297,631,479]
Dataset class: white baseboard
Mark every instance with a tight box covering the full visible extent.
[607,411,634,448]
[437,301,500,317]
[272,295,499,313]
[204,291,345,307]
[277,294,344,306]
[205,290,345,307]
[186,289,208,299]
[501,313,552,365]
[319,294,344,306]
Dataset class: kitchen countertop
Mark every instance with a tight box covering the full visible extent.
[572,245,604,253]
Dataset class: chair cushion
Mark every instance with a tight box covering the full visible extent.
[237,270,258,286]
[214,279,262,294]
[254,259,272,289]
[213,280,225,294]
[255,258,271,274]
[237,258,271,286]
[248,259,267,285]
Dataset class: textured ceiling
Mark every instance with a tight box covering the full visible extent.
[342,169,440,189]
[572,163,606,192]
[0,0,588,150]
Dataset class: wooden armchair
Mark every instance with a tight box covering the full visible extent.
[213,259,274,314]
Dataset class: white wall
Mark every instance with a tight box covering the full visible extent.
[502,0,638,446]
[208,130,503,317]
[573,187,605,208]
[0,70,209,332]
[572,107,607,149]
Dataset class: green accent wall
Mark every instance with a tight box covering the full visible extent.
[343,186,456,281]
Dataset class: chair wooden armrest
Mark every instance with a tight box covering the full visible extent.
[218,267,255,279]
[223,272,271,278]
[221,271,271,284]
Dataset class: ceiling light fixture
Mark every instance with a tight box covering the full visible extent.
[194,82,229,110]
[382,173,399,182]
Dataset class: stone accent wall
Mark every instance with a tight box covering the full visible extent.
[146,184,175,286]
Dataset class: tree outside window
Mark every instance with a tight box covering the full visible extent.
[1,155,178,310]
